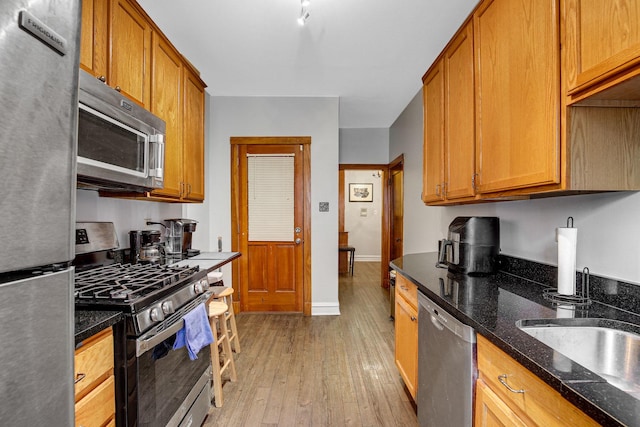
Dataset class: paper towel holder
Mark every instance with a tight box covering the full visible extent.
[543,266,592,308]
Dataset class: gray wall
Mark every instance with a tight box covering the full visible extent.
[184,95,341,315]
[390,90,640,286]
[344,169,383,260]
[339,128,389,164]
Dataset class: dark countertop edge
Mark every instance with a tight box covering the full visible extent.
[391,253,635,427]
[75,310,122,346]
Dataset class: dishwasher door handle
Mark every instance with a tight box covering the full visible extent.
[430,314,445,331]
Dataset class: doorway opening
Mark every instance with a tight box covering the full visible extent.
[339,155,403,290]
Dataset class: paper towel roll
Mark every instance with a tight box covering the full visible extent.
[556,227,577,295]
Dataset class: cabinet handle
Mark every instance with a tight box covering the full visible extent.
[435,184,441,196]
[74,373,86,384]
[115,86,121,92]
[471,173,479,191]
[97,75,106,83]
[410,316,416,322]
[498,374,525,394]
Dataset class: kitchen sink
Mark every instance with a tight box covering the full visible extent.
[516,318,640,399]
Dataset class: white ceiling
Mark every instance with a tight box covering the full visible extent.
[137,0,478,128]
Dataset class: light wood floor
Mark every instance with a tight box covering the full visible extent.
[202,261,418,427]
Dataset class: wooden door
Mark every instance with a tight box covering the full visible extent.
[109,0,151,108]
[445,21,475,200]
[149,32,183,199]
[422,61,445,203]
[235,140,308,312]
[474,0,560,193]
[182,68,206,201]
[390,167,403,263]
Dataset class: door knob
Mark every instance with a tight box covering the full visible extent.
[295,238,302,245]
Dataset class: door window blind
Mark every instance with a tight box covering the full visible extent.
[247,155,294,241]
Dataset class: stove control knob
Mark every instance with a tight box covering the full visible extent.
[161,301,175,315]
[194,279,209,294]
[150,307,165,322]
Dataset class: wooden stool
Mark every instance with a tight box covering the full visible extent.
[208,301,237,408]
[212,287,241,354]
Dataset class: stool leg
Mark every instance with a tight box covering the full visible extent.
[350,249,354,276]
[218,313,237,382]
[225,294,241,353]
[209,315,224,407]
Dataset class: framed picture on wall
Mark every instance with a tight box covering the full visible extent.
[349,183,373,202]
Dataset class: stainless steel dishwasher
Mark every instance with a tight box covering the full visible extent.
[418,291,477,426]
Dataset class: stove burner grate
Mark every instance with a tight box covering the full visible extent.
[74,263,199,303]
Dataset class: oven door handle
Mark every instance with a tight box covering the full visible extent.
[135,292,212,357]
[136,319,185,357]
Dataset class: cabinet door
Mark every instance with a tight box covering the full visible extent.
[475,379,529,427]
[182,68,206,202]
[566,0,640,94]
[474,0,560,193]
[444,22,475,200]
[109,0,152,108]
[394,292,418,399]
[422,61,445,203]
[79,0,108,79]
[149,32,183,199]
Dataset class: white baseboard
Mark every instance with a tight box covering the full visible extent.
[355,255,381,262]
[312,302,341,316]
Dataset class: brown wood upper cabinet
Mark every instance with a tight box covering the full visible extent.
[565,0,640,101]
[80,0,151,109]
[474,0,560,194]
[422,0,640,205]
[81,0,207,202]
[423,21,475,204]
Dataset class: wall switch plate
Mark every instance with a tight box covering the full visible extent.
[319,202,329,212]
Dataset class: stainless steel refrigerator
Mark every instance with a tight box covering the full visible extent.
[0,1,80,425]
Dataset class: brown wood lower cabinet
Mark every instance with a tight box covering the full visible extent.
[394,274,418,399]
[475,335,598,427]
[74,328,115,427]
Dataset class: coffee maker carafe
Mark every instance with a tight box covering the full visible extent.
[163,218,198,255]
[129,229,163,263]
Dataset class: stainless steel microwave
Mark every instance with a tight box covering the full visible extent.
[76,70,165,192]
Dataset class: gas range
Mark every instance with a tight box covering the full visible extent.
[74,222,213,427]
[74,262,210,336]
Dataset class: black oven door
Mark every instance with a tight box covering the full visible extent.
[120,302,212,427]
[135,335,211,427]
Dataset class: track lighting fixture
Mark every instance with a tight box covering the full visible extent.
[298,0,310,26]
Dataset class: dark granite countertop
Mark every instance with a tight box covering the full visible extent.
[75,310,122,346]
[391,252,640,427]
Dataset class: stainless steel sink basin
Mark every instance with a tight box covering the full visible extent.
[516,318,640,398]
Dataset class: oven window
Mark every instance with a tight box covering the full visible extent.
[137,334,211,426]
[78,107,146,173]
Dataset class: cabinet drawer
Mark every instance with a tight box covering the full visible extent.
[75,375,115,427]
[395,274,417,309]
[74,328,114,400]
[477,335,598,426]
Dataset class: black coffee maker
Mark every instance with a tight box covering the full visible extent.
[129,230,163,263]
[437,217,500,275]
